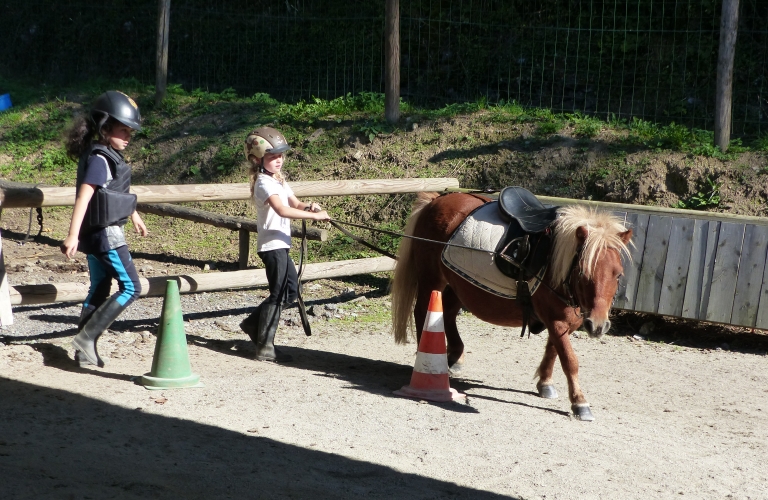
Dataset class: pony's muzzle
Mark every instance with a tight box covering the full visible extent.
[583,317,610,338]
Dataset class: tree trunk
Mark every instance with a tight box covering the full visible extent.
[384,0,400,124]
[714,0,740,152]
[155,0,171,106]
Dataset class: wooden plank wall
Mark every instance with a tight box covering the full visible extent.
[613,210,768,329]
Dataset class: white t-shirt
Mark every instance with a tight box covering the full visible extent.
[254,174,294,252]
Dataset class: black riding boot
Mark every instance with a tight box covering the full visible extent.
[74,304,98,366]
[239,304,262,342]
[254,304,293,363]
[77,304,97,330]
[72,297,125,367]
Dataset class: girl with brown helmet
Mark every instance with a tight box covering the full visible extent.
[241,127,330,362]
[61,90,148,367]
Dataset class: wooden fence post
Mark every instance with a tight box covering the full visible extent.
[714,0,740,152]
[155,0,172,106]
[238,229,250,270]
[384,0,400,124]
[0,232,13,327]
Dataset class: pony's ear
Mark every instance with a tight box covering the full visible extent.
[620,229,633,244]
[576,225,589,244]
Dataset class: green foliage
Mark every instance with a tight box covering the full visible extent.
[675,176,721,210]
[569,112,603,138]
[754,133,768,152]
[212,142,243,176]
[535,120,563,136]
[483,100,527,123]
[355,121,388,143]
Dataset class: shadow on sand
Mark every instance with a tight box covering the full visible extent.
[0,377,517,499]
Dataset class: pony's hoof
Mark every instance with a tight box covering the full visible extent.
[571,404,595,421]
[448,362,464,376]
[537,384,558,399]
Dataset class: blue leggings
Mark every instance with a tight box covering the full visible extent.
[84,245,141,310]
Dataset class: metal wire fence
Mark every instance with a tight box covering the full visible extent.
[2,0,766,135]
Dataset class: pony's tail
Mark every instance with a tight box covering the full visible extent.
[391,192,439,344]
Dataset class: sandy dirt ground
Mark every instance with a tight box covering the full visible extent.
[1,296,767,500]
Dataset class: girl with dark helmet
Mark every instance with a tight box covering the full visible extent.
[61,90,147,367]
[241,127,330,362]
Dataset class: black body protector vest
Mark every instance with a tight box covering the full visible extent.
[77,144,137,232]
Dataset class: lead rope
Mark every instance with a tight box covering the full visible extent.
[296,217,312,336]
[329,217,583,322]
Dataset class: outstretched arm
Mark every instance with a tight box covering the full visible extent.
[268,195,329,221]
[61,184,95,259]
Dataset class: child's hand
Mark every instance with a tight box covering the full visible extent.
[131,212,149,237]
[308,202,322,213]
[313,210,331,221]
[60,236,79,259]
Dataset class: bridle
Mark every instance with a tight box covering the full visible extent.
[537,252,585,318]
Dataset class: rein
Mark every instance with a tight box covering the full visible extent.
[537,253,583,315]
[329,219,499,257]
[328,219,600,321]
[296,218,312,336]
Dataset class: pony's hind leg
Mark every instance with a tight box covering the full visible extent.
[413,284,465,373]
[441,285,465,373]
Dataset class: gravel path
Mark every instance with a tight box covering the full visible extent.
[2,225,768,499]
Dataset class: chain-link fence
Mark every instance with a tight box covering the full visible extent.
[2,0,766,135]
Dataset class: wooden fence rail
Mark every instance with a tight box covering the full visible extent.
[0,178,460,207]
[0,178,457,316]
[8,257,396,306]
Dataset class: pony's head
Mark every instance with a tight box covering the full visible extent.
[549,206,633,337]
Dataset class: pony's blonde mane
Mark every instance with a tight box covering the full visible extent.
[549,205,631,287]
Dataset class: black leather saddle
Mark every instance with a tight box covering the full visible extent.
[498,186,559,233]
[494,186,559,282]
[494,187,559,337]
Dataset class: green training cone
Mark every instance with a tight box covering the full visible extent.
[141,280,203,390]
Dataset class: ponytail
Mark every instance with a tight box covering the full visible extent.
[65,115,97,160]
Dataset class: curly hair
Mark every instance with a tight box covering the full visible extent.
[65,114,117,160]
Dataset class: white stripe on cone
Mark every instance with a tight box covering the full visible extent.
[423,311,444,333]
[413,352,450,374]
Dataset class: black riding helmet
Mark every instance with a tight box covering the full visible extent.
[90,91,142,133]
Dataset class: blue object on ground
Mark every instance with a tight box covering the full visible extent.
[0,93,12,112]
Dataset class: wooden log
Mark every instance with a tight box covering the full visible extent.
[384,0,401,124]
[714,0,740,152]
[0,178,460,208]
[7,257,396,305]
[154,0,172,106]
[136,203,327,241]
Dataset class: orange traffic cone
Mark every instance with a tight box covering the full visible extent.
[394,290,466,402]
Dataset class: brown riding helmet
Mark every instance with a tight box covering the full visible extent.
[244,127,291,161]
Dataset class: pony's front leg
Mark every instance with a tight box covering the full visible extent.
[535,338,559,399]
[550,325,594,421]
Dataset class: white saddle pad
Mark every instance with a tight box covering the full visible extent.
[441,202,545,299]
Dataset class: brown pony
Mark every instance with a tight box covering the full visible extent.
[391,192,632,420]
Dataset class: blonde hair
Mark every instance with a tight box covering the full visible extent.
[247,155,285,199]
[548,205,631,287]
